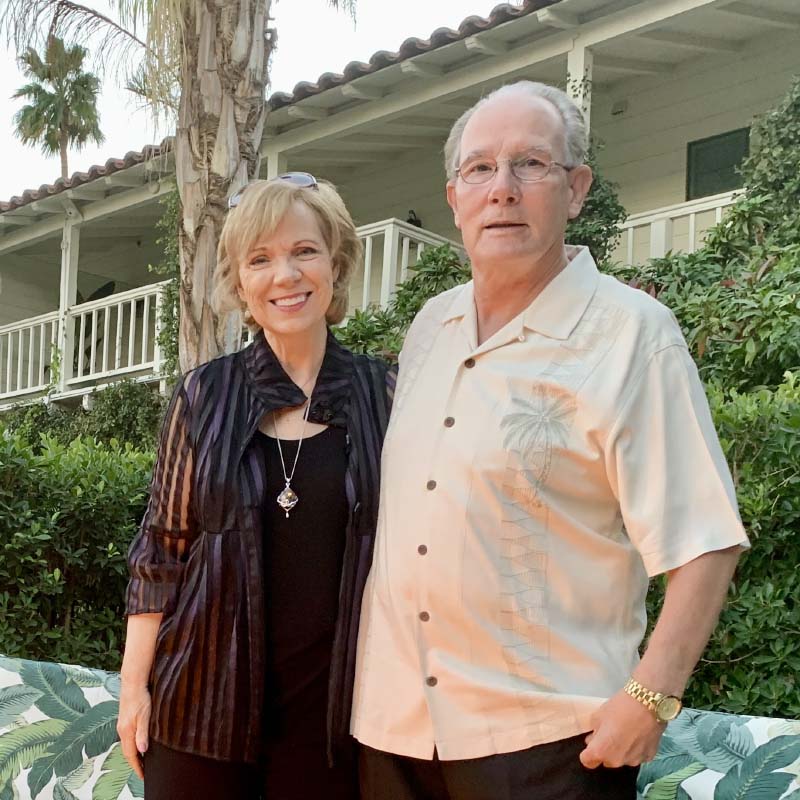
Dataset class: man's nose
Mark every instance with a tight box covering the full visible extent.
[487,162,521,204]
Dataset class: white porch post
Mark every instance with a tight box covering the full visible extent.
[264,149,289,179]
[379,222,401,308]
[567,43,594,131]
[57,209,81,394]
[650,219,674,259]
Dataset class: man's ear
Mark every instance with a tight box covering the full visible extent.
[446,180,461,230]
[567,165,594,220]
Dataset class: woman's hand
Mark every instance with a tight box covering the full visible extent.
[117,682,152,780]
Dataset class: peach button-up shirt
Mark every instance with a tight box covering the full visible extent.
[351,246,748,761]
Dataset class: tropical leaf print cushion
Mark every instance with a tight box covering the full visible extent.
[0,656,142,800]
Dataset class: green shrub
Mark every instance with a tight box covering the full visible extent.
[0,432,153,670]
[0,379,167,450]
[647,374,800,718]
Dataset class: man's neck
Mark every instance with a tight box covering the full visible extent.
[472,245,569,345]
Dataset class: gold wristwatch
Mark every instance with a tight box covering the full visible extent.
[623,678,683,723]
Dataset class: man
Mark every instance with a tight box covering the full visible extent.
[351,81,749,799]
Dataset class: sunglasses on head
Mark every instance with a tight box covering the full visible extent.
[227,172,319,209]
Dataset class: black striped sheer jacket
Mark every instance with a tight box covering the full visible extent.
[126,329,396,764]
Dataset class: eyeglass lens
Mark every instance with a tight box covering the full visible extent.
[458,152,558,184]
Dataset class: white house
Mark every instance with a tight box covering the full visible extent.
[1,0,798,408]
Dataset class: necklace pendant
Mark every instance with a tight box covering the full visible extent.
[277,484,299,517]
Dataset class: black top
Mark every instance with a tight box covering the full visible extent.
[127,330,395,764]
[259,426,348,739]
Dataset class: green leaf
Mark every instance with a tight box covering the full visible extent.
[61,757,96,791]
[53,782,79,800]
[62,665,105,689]
[713,735,800,800]
[0,718,68,788]
[28,701,118,798]
[127,771,144,798]
[92,744,131,800]
[0,686,42,728]
[643,762,704,799]
[18,662,90,722]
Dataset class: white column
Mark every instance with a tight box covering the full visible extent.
[567,44,594,131]
[379,222,401,309]
[650,218,674,259]
[264,149,289,179]
[57,217,81,393]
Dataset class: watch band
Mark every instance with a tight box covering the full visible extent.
[623,677,662,713]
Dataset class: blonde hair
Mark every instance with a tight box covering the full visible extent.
[213,178,361,326]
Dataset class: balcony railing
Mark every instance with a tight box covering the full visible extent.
[616,190,739,265]
[350,218,463,312]
[0,311,59,400]
[65,281,168,386]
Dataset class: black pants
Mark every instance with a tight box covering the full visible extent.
[359,735,639,800]
[144,739,359,800]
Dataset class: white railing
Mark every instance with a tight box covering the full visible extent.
[65,281,169,386]
[0,311,59,400]
[351,218,463,312]
[1,219,463,404]
[617,190,739,265]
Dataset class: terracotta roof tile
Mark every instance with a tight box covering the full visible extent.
[267,0,560,110]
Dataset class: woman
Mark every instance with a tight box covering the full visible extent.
[117,174,395,799]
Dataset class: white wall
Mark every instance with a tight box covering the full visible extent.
[0,253,60,326]
[593,28,800,215]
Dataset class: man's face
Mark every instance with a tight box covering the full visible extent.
[446,94,592,273]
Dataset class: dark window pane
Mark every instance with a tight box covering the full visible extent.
[686,128,749,201]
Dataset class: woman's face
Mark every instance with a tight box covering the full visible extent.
[237,201,337,339]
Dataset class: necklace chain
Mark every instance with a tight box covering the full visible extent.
[273,396,312,518]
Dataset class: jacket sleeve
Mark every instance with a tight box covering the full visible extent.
[126,377,196,615]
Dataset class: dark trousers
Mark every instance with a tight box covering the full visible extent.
[359,735,639,800]
[144,739,359,800]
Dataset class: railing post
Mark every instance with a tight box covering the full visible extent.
[57,216,81,394]
[153,286,163,375]
[649,218,673,260]
[379,221,401,309]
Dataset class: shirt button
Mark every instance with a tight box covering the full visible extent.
[426,676,438,687]
[419,611,430,622]
[417,544,428,555]
[444,417,455,428]
[426,480,437,490]
[518,334,525,342]
[464,358,476,368]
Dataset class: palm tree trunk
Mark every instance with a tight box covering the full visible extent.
[176,0,273,372]
[59,133,69,180]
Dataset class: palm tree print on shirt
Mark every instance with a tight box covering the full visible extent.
[501,384,576,503]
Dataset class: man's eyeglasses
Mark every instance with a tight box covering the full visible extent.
[456,152,573,185]
[227,172,319,209]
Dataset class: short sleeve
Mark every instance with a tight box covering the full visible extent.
[605,344,749,577]
[126,378,196,614]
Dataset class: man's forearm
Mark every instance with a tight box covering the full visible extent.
[633,546,742,697]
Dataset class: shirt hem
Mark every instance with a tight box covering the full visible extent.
[352,715,595,761]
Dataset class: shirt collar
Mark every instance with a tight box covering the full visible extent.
[441,245,599,341]
[241,327,354,424]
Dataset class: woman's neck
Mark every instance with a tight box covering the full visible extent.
[264,322,328,394]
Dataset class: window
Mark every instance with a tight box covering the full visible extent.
[686,128,749,201]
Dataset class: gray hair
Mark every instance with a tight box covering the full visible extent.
[443,81,588,180]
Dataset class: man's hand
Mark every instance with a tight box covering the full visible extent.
[579,690,665,769]
[117,682,151,780]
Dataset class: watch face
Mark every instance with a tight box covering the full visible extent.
[656,696,682,722]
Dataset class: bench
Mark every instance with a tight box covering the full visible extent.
[2,655,799,799]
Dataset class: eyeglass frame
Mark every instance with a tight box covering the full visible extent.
[455,152,574,185]
[227,171,319,209]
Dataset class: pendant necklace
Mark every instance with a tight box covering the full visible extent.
[273,397,312,518]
